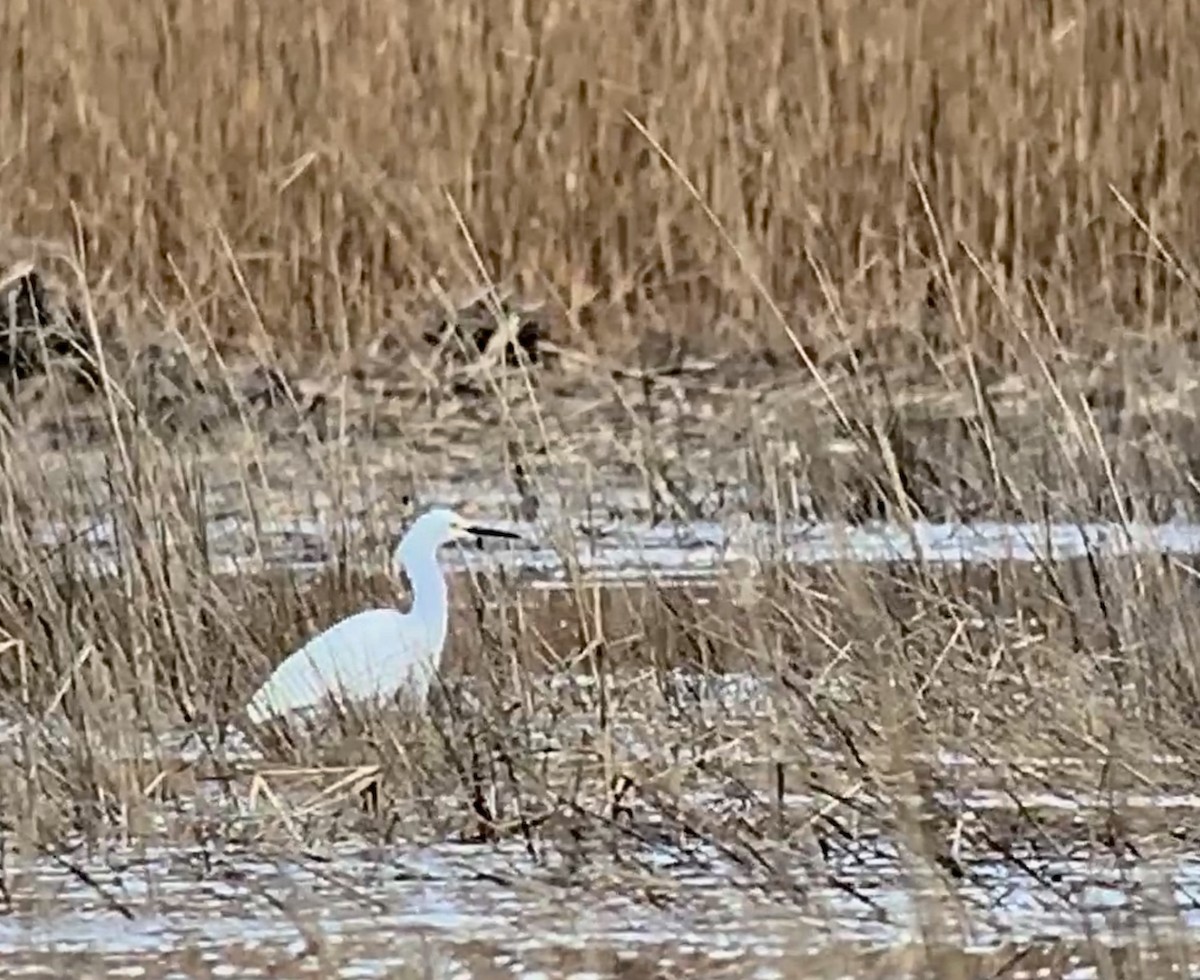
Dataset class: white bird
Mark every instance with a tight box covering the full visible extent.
[245,507,520,726]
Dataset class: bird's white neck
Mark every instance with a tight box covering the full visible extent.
[399,542,450,654]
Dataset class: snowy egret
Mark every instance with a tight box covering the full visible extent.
[245,508,520,725]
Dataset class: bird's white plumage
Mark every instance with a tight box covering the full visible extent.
[246,608,435,723]
[244,507,518,725]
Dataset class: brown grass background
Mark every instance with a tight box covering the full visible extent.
[7,6,1200,969]
[3,0,1199,365]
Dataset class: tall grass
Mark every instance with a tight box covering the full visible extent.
[2,0,1199,364]
[3,1,1200,972]
[2,338,1200,973]
[0,312,1198,850]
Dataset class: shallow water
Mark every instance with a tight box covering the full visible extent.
[2,830,1200,977]
[33,514,1200,583]
[12,508,1200,972]
[5,678,1200,977]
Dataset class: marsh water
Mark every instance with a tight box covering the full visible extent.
[6,831,1200,978]
[7,744,1200,978]
[37,508,1200,582]
[7,512,1200,976]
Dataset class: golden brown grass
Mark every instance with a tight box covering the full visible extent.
[0,318,1198,976]
[5,2,1200,971]
[0,210,1194,969]
[3,0,1200,367]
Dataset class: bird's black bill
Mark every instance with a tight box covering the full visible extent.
[466,525,521,541]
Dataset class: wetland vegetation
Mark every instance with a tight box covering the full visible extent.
[4,0,1200,975]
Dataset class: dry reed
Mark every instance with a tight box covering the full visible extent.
[2,0,1200,973]
[0,309,1195,974]
[2,0,1199,367]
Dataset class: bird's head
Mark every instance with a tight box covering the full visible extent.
[409,507,522,549]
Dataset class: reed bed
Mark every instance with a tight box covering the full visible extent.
[2,0,1200,367]
[3,0,1200,973]
[0,300,1197,975]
